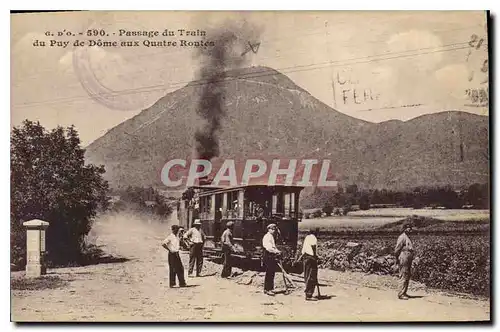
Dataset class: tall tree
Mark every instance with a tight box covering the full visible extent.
[11,120,110,268]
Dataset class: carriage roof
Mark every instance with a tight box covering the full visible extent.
[191,184,305,196]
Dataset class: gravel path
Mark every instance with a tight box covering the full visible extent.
[11,213,490,322]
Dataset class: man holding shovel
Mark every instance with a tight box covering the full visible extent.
[300,228,320,301]
[262,223,281,296]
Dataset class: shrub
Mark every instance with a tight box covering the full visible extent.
[411,235,490,296]
[312,209,323,218]
[322,203,334,216]
[314,234,490,296]
[359,194,370,210]
[342,205,352,215]
[11,121,109,269]
[11,275,69,291]
[114,186,173,218]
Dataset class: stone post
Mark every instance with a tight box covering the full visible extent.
[23,219,49,277]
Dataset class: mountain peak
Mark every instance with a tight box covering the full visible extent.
[85,66,488,191]
[187,65,307,92]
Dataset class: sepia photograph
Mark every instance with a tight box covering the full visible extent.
[10,10,490,322]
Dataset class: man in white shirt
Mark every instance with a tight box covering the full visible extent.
[301,228,319,301]
[262,223,281,296]
[161,225,187,288]
[184,219,206,277]
[394,221,415,300]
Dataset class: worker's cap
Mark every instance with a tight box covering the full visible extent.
[226,221,234,228]
[267,223,277,230]
[193,219,201,225]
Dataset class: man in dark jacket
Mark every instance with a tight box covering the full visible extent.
[220,221,236,278]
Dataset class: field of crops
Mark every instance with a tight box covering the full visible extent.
[297,212,490,297]
[347,208,489,220]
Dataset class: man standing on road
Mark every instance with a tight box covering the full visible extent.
[394,221,415,300]
[161,225,187,288]
[262,223,281,296]
[301,228,319,301]
[221,221,236,278]
[184,219,206,277]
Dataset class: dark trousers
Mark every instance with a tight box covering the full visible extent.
[168,252,186,287]
[398,251,414,297]
[303,254,318,298]
[221,245,232,278]
[263,252,277,291]
[189,243,204,276]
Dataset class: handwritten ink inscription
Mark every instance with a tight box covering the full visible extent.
[465,33,489,107]
[335,70,380,106]
[465,87,488,107]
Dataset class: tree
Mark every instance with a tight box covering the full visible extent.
[11,121,109,268]
[322,202,334,216]
[346,184,358,195]
[120,186,173,216]
[359,193,371,210]
[466,183,489,209]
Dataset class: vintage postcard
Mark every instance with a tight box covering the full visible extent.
[10,10,490,322]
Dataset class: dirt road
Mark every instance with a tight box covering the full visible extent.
[11,213,490,322]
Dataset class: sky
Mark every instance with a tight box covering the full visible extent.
[11,11,489,146]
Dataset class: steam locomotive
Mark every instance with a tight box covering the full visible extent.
[178,182,304,271]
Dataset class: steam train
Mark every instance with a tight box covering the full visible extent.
[178,183,304,271]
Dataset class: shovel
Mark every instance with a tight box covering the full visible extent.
[276,261,296,292]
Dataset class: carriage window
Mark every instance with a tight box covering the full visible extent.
[277,192,284,214]
[226,191,239,218]
[284,193,290,216]
[244,188,271,218]
[200,196,206,213]
[272,194,277,214]
[214,194,223,220]
[227,191,238,210]
[284,192,296,217]
[272,192,284,215]
[199,195,212,218]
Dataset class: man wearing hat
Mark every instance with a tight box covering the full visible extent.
[184,219,206,277]
[161,225,187,288]
[262,223,281,296]
[394,221,415,300]
[220,221,236,278]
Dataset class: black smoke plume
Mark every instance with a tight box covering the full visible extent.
[194,21,260,161]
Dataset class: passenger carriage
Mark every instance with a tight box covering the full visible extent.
[178,184,304,270]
